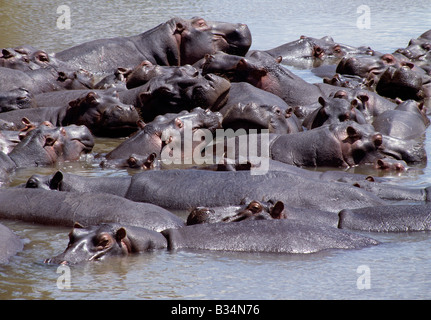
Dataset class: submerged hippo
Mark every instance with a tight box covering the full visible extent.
[0,188,184,231]
[186,200,287,225]
[6,122,94,168]
[0,223,23,264]
[44,223,168,265]
[338,204,431,232]
[162,219,379,253]
[45,218,379,265]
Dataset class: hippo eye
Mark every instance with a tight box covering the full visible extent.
[44,136,56,147]
[422,43,431,51]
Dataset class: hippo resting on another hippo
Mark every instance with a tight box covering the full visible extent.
[0,188,184,232]
[44,219,379,265]
[53,17,252,75]
[262,35,373,69]
[2,121,93,169]
[0,90,140,137]
[101,107,222,167]
[0,66,94,95]
[0,223,23,264]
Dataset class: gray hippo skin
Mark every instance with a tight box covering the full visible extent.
[0,223,23,264]
[54,17,251,75]
[0,188,184,231]
[124,169,387,213]
[0,90,140,137]
[338,204,431,232]
[162,219,379,254]
[45,223,167,265]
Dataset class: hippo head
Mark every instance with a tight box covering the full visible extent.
[44,223,131,265]
[9,122,94,167]
[172,17,252,65]
[126,61,176,89]
[56,68,95,90]
[303,97,366,130]
[138,65,230,121]
[186,200,286,225]
[60,124,95,160]
[222,102,298,134]
[0,47,40,70]
[65,91,140,137]
[375,65,424,101]
[332,121,384,167]
[8,122,67,167]
[0,88,36,112]
[395,37,431,61]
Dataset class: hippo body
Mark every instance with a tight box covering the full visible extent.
[0,91,139,137]
[0,188,184,231]
[124,169,387,213]
[54,17,251,75]
[162,219,379,253]
[338,204,431,232]
[0,223,23,264]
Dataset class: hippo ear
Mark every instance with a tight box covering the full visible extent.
[270,201,286,219]
[115,227,127,241]
[84,92,99,105]
[73,222,85,229]
[318,96,326,107]
[175,22,186,34]
[49,171,64,190]
[138,91,152,106]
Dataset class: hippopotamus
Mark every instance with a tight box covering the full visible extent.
[0,90,140,137]
[186,200,287,225]
[221,101,301,134]
[200,50,328,107]
[102,107,222,165]
[258,121,384,168]
[93,67,131,90]
[44,223,168,265]
[0,188,184,231]
[372,100,429,140]
[375,64,431,101]
[302,96,367,129]
[22,168,388,213]
[0,66,94,94]
[328,88,397,121]
[24,170,132,196]
[0,88,36,112]
[263,35,373,69]
[162,219,379,253]
[0,46,40,71]
[45,218,379,264]
[5,122,93,168]
[0,46,72,71]
[123,169,388,213]
[118,65,230,122]
[338,204,431,232]
[53,17,251,75]
[0,223,23,264]
[394,29,431,63]
[335,53,404,80]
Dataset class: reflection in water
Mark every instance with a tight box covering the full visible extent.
[0,0,431,300]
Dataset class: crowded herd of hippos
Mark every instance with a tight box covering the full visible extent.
[1,17,431,265]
